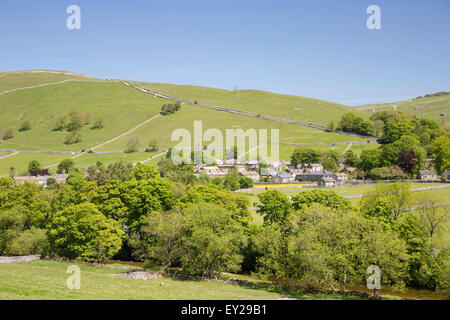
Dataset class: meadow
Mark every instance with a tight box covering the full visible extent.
[356,95,450,123]
[0,260,365,300]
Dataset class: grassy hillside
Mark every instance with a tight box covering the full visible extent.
[133,81,361,126]
[0,71,377,167]
[0,71,98,92]
[356,95,450,123]
[0,260,365,300]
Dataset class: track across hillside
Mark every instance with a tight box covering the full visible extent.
[122,81,378,140]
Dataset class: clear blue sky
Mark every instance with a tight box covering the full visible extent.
[0,0,449,105]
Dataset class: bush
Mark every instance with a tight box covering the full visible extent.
[1,127,15,140]
[64,131,82,145]
[93,117,105,129]
[9,228,49,256]
[19,120,32,132]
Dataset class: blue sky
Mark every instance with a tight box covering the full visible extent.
[0,0,449,105]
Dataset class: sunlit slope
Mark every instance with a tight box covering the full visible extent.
[0,71,371,154]
[0,81,162,151]
[132,82,361,126]
[356,95,450,122]
[0,70,99,92]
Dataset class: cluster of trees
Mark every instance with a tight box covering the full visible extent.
[160,102,181,115]
[54,111,105,144]
[415,92,449,99]
[291,148,341,172]
[254,185,449,294]
[335,111,449,178]
[0,162,448,295]
[0,127,15,141]
[337,113,373,136]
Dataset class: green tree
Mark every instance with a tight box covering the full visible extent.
[28,160,41,173]
[291,148,321,166]
[181,203,247,278]
[361,182,411,221]
[291,189,350,211]
[57,159,75,174]
[130,210,185,273]
[93,117,105,129]
[48,203,124,261]
[19,119,32,132]
[344,149,359,167]
[127,136,141,152]
[430,136,450,174]
[358,149,383,172]
[64,130,82,145]
[257,190,292,224]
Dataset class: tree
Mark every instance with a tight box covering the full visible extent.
[9,167,15,178]
[127,136,141,152]
[344,149,359,167]
[93,117,105,129]
[1,127,15,140]
[358,149,383,172]
[178,184,250,225]
[64,130,82,145]
[382,120,415,144]
[28,160,41,173]
[181,203,247,278]
[131,210,185,273]
[430,136,450,174]
[257,190,292,224]
[361,182,411,221]
[223,168,241,191]
[19,119,32,132]
[54,114,69,131]
[291,189,350,211]
[147,140,158,151]
[398,149,417,174]
[57,159,75,174]
[67,111,84,131]
[322,159,338,172]
[415,196,449,247]
[47,203,124,261]
[291,148,321,166]
[239,177,253,189]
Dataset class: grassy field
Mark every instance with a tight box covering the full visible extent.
[134,81,365,127]
[241,182,450,207]
[0,71,98,92]
[0,260,365,300]
[355,95,450,123]
[0,151,163,176]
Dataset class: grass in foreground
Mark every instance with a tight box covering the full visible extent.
[0,260,365,300]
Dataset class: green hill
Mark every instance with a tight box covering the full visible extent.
[355,95,450,123]
[0,70,377,173]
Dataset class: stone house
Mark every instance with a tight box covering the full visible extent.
[441,170,450,181]
[239,170,260,183]
[318,177,336,187]
[272,171,296,184]
[418,170,438,181]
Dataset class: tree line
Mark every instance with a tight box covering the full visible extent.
[0,161,448,296]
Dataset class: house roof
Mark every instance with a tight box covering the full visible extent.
[320,177,336,182]
[419,170,436,175]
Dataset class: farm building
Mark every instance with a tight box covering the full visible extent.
[318,177,336,187]
[418,170,438,181]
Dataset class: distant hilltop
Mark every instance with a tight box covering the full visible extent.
[415,91,449,100]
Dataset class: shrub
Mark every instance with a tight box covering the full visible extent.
[64,131,82,145]
[19,120,32,132]
[93,117,105,129]
[1,127,15,140]
[9,228,49,256]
